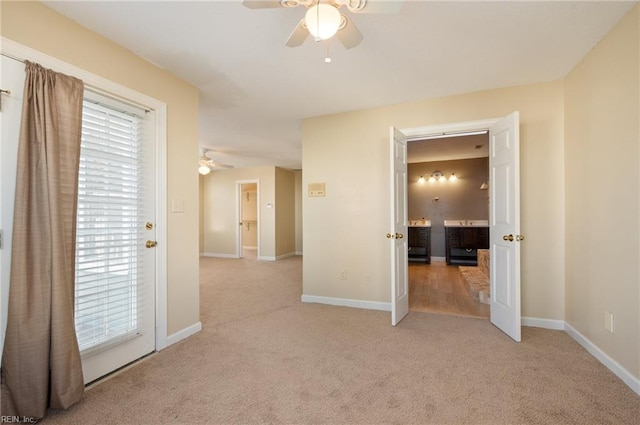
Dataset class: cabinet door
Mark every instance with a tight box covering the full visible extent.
[460,228,477,248]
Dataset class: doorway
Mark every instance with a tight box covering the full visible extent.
[392,114,521,341]
[237,181,259,259]
[1,47,168,383]
[406,134,490,319]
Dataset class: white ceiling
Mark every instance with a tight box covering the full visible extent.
[44,0,637,170]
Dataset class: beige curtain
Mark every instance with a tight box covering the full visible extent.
[1,61,85,420]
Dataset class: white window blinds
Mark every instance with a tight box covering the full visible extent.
[74,94,146,354]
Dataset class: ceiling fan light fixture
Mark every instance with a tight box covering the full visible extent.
[198,164,211,175]
[305,4,341,40]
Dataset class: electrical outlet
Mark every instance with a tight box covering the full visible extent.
[605,310,614,333]
[339,270,347,280]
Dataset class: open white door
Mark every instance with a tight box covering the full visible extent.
[489,112,522,341]
[389,127,409,326]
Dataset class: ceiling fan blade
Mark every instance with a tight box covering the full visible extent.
[347,0,404,14]
[242,0,283,9]
[286,19,309,47]
[336,16,363,49]
[212,162,234,170]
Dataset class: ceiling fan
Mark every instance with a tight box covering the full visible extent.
[242,0,403,49]
[199,148,234,175]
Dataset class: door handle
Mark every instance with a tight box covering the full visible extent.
[395,233,404,239]
[502,234,514,242]
[386,233,395,239]
[146,240,158,248]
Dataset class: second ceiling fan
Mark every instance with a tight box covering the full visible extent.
[242,0,403,49]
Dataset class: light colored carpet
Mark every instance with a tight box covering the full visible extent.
[42,255,639,424]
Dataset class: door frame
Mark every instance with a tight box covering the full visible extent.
[397,117,502,318]
[2,38,169,351]
[236,179,260,259]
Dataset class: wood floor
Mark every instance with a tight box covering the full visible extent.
[409,261,490,319]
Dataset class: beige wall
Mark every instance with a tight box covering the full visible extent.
[202,166,276,258]
[302,80,565,319]
[565,5,640,378]
[275,168,296,257]
[1,1,200,336]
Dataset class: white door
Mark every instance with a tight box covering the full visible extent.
[0,55,26,356]
[389,127,409,326]
[76,93,157,383]
[489,112,522,341]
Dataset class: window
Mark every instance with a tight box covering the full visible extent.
[74,92,147,354]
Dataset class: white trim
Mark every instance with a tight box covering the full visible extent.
[301,295,391,312]
[521,317,565,330]
[243,246,258,250]
[565,322,640,396]
[430,256,446,262]
[201,252,239,259]
[166,322,202,347]
[276,252,296,260]
[296,251,303,256]
[259,256,276,261]
[1,39,169,351]
[403,118,500,141]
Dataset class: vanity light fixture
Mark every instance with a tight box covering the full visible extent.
[418,176,426,184]
[427,170,456,183]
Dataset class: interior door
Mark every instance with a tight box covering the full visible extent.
[390,127,409,325]
[489,112,521,341]
[0,55,26,356]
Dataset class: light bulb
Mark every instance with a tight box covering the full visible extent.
[418,176,425,184]
[428,175,436,183]
[305,4,341,41]
[198,165,211,175]
[449,173,458,182]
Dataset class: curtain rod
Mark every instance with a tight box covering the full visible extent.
[1,52,26,63]
[1,51,151,113]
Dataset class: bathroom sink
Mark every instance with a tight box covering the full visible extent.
[409,220,431,227]
[444,219,489,227]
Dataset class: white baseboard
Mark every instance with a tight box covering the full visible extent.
[431,256,446,262]
[276,252,296,260]
[201,252,238,259]
[564,322,640,396]
[242,246,257,250]
[166,322,202,347]
[296,251,303,256]
[258,256,275,261]
[521,317,565,330]
[301,295,391,312]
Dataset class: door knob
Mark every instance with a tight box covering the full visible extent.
[516,235,525,242]
[146,240,158,248]
[386,233,395,239]
[395,233,404,239]
[503,234,514,242]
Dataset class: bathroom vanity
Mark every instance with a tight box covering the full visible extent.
[444,220,489,266]
[408,220,431,263]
